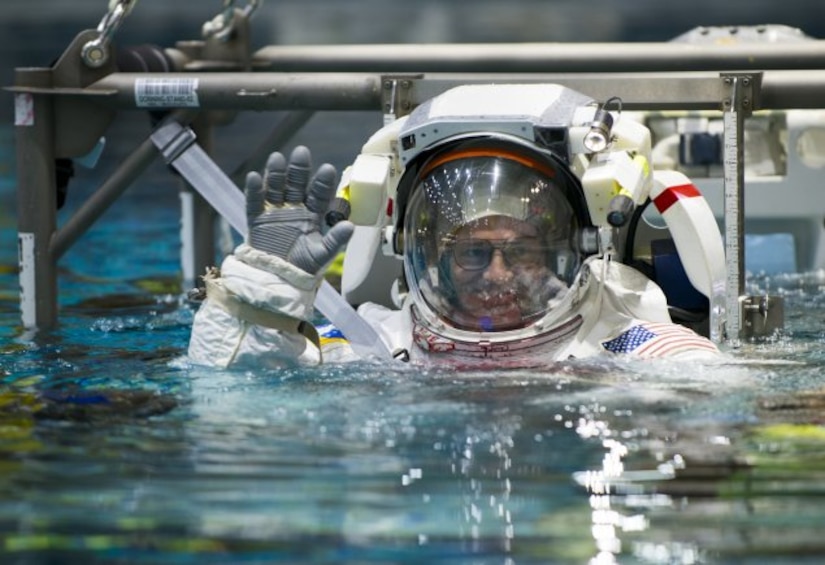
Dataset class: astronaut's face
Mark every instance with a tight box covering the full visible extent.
[403,149,585,336]
[445,216,567,332]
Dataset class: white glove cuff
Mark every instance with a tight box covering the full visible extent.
[234,243,321,291]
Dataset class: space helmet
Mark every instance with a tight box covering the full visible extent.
[397,133,595,354]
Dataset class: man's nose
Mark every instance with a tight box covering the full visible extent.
[483,250,513,282]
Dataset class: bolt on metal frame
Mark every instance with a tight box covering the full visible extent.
[9,6,825,343]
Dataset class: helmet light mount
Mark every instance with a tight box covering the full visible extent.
[582,96,623,154]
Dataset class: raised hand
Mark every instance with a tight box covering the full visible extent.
[245,146,354,275]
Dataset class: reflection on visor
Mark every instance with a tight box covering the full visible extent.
[403,144,586,334]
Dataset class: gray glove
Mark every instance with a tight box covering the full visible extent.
[245,146,354,275]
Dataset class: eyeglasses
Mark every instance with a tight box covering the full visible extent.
[450,238,545,271]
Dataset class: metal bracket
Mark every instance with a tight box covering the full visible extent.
[742,295,784,339]
[380,75,420,121]
[155,123,198,165]
[721,72,760,117]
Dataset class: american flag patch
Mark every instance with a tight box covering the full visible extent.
[601,322,719,358]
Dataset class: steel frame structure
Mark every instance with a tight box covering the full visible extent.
[10,7,825,342]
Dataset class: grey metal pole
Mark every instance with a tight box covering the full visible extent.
[760,70,825,108]
[85,70,825,112]
[15,68,58,331]
[89,73,384,111]
[252,42,825,73]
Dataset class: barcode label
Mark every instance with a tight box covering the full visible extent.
[135,78,200,108]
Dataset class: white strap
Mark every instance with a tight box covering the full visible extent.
[205,274,321,353]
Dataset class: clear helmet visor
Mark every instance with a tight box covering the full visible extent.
[403,147,585,333]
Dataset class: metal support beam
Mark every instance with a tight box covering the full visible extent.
[403,73,732,112]
[15,68,58,330]
[253,42,825,74]
[88,73,384,111]
[759,69,825,108]
[721,73,757,344]
[41,70,825,113]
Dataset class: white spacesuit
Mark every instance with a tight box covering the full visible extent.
[188,83,726,369]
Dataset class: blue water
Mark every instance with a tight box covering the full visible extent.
[2,113,825,565]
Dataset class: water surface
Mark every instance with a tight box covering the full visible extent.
[2,122,825,564]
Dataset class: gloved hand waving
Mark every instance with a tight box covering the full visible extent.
[245,146,354,275]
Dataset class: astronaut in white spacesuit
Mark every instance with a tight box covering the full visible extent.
[187,83,725,369]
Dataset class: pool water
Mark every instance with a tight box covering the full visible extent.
[2,122,825,565]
